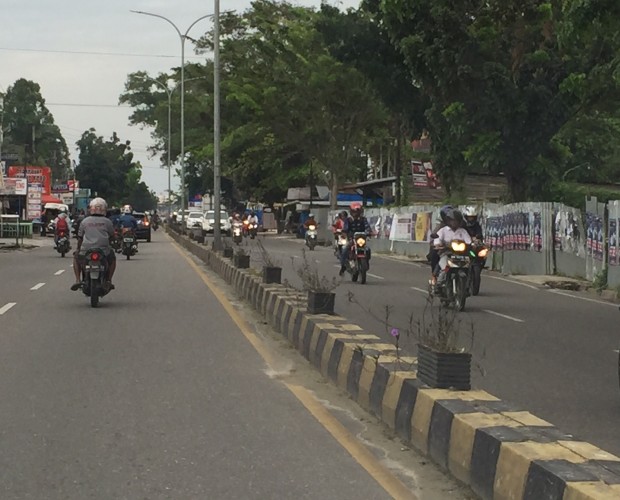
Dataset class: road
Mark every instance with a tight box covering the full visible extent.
[0,233,471,499]
[239,234,620,457]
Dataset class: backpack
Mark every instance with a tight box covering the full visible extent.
[56,217,68,233]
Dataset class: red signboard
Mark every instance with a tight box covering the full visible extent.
[7,166,52,195]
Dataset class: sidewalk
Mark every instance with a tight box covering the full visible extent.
[0,234,55,249]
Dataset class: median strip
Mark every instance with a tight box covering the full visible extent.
[168,227,620,499]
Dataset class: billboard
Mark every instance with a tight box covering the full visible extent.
[7,166,52,194]
[0,177,28,195]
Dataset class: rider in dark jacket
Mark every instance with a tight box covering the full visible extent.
[463,206,484,241]
[340,202,371,275]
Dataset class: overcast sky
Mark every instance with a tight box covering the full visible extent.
[1,0,359,195]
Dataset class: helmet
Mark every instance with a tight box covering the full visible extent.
[122,204,132,214]
[308,213,314,219]
[350,202,362,216]
[463,206,478,227]
[339,211,348,218]
[89,197,108,216]
[439,205,454,224]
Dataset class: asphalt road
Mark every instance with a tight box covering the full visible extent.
[0,233,471,499]
[238,234,620,457]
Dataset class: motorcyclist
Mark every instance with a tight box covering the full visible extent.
[248,210,259,227]
[332,211,348,233]
[428,205,454,285]
[463,206,484,241]
[53,210,72,249]
[304,213,318,231]
[118,204,138,251]
[340,203,371,275]
[109,207,122,227]
[71,197,116,291]
[433,208,472,288]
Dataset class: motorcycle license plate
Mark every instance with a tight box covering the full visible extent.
[123,238,134,242]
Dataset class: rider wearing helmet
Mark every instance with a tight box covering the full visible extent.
[433,207,471,287]
[340,202,371,275]
[303,212,317,230]
[463,206,484,241]
[428,205,454,285]
[53,209,72,249]
[71,197,116,291]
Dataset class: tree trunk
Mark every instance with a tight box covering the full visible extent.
[395,133,403,206]
[330,171,338,210]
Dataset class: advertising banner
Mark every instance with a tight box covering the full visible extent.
[0,177,27,195]
[7,166,52,194]
[27,183,42,219]
[609,219,618,266]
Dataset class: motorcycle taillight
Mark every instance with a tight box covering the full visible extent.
[91,252,101,261]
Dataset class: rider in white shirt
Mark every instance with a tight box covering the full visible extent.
[433,209,472,285]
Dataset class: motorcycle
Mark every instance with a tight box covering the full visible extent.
[55,230,71,257]
[111,228,122,254]
[232,222,243,245]
[305,224,318,250]
[247,222,258,239]
[152,219,159,231]
[334,229,347,259]
[81,248,111,307]
[121,228,138,260]
[430,239,472,311]
[469,240,488,296]
[345,232,370,284]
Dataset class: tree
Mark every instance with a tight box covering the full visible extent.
[2,78,70,180]
[75,129,157,209]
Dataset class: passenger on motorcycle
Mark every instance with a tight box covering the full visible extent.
[463,206,484,241]
[332,211,348,233]
[118,205,138,231]
[71,197,116,291]
[53,210,72,248]
[428,205,454,285]
[433,209,472,288]
[304,213,317,231]
[340,203,371,275]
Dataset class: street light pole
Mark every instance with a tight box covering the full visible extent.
[213,0,223,250]
[131,10,213,231]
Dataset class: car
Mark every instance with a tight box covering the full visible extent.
[133,212,151,242]
[203,210,231,235]
[186,211,205,230]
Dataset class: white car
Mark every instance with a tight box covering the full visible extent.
[203,210,231,235]
[185,211,205,230]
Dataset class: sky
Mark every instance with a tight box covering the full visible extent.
[1,0,359,196]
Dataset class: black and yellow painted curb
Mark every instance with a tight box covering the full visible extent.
[168,228,620,499]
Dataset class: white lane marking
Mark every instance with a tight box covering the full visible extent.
[547,289,619,308]
[411,287,428,295]
[375,254,423,267]
[486,275,540,290]
[483,309,525,323]
[367,273,385,280]
[30,283,46,291]
[0,303,16,315]
[54,270,65,276]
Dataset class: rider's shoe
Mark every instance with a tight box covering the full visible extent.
[70,282,81,291]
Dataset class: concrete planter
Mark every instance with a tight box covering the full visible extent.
[262,266,282,284]
[223,247,234,259]
[416,344,471,391]
[233,254,250,269]
[307,291,335,315]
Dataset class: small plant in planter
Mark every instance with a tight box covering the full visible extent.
[414,296,477,390]
[294,249,338,314]
[221,241,234,258]
[233,247,250,268]
[256,239,282,284]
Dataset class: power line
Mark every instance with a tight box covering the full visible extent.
[0,46,204,60]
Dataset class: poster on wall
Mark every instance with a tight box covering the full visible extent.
[389,215,413,241]
[382,213,393,239]
[6,166,52,195]
[533,212,543,252]
[594,216,604,261]
[609,219,618,266]
[585,212,594,254]
[412,212,432,242]
[27,183,42,219]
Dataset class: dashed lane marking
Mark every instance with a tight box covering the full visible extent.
[0,303,16,315]
[485,274,540,290]
[411,287,428,295]
[30,283,46,291]
[54,270,65,276]
[483,309,525,323]
[367,273,385,280]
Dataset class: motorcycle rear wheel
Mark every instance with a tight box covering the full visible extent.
[454,276,467,311]
[90,280,100,307]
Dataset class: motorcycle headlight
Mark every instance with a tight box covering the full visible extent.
[478,248,489,258]
[308,225,316,231]
[356,237,366,247]
[450,241,467,252]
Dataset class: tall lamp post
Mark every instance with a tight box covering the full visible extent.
[131,10,213,230]
[213,0,223,250]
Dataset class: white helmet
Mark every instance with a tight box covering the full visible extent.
[463,206,478,227]
[89,197,108,215]
[122,204,132,214]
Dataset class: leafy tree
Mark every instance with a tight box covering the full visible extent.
[2,78,70,181]
[75,129,157,209]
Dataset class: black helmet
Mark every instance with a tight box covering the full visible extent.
[439,205,455,224]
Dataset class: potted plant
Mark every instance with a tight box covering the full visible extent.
[295,249,338,314]
[222,242,234,259]
[414,297,474,391]
[233,247,250,268]
[257,239,282,284]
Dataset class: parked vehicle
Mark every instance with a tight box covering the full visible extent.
[133,212,151,242]
[345,232,370,284]
[305,223,318,250]
[55,230,71,257]
[80,248,112,307]
[430,239,472,311]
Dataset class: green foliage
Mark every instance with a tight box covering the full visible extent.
[593,267,608,295]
